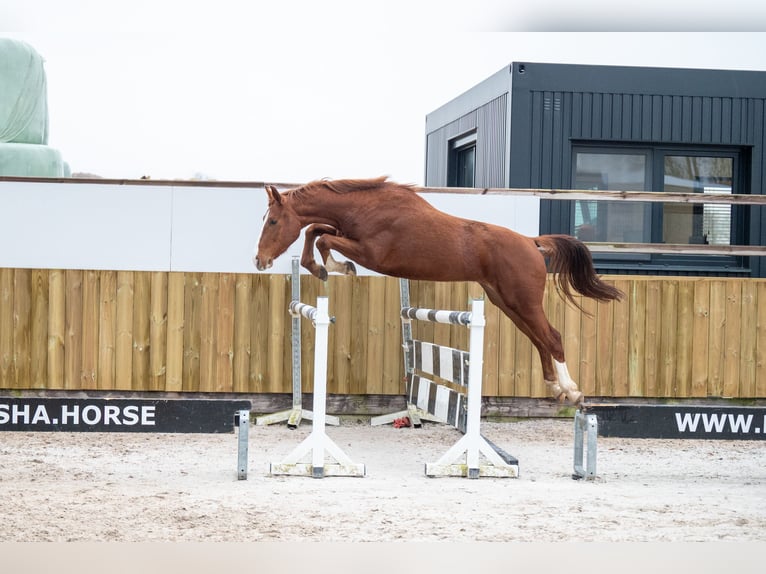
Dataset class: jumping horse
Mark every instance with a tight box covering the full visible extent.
[254,177,623,405]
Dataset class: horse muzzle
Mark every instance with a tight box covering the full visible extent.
[253,255,273,271]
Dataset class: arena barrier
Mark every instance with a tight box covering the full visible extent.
[255,258,340,429]
[0,397,252,480]
[372,279,518,478]
[573,403,766,480]
[269,295,365,478]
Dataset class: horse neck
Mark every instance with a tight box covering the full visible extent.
[293,190,351,227]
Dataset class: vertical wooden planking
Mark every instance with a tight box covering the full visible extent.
[266,273,286,393]
[80,270,100,389]
[381,276,402,395]
[232,273,251,393]
[330,276,352,395]
[595,293,614,396]
[183,273,203,392]
[97,272,117,390]
[165,272,185,392]
[149,272,168,392]
[643,279,662,397]
[115,271,134,391]
[197,273,218,392]
[756,282,766,397]
[47,270,65,389]
[482,288,500,397]
[215,273,235,392]
[497,294,518,397]
[12,270,32,389]
[739,281,757,397]
[563,293,582,388]
[349,275,369,395]
[723,281,742,397]
[578,297,598,396]
[658,280,678,397]
[131,272,151,391]
[365,277,386,395]
[0,269,12,387]
[30,270,48,388]
[611,279,630,396]
[707,281,726,397]
[674,281,694,397]
[64,270,83,391]
[691,280,711,397]
[248,274,268,393]
[627,280,646,397]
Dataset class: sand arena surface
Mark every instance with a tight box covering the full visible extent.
[1,417,764,542]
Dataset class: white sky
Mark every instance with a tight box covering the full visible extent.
[2,1,766,185]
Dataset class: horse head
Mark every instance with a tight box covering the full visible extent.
[253,185,303,271]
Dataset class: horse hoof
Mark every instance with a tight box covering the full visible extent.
[568,391,584,406]
[317,267,328,281]
[346,261,357,275]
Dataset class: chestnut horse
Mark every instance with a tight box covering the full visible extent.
[254,177,623,405]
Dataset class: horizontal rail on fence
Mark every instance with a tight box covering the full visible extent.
[585,242,766,256]
[419,186,766,206]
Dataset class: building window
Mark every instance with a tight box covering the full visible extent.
[448,132,476,187]
[569,145,744,273]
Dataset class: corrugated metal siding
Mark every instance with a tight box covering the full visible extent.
[425,94,507,187]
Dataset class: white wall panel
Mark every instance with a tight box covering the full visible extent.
[0,181,540,275]
[0,181,172,271]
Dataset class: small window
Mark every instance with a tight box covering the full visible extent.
[448,132,476,187]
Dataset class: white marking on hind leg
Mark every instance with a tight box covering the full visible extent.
[553,360,583,404]
[544,380,564,401]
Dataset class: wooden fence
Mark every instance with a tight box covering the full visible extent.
[1,267,764,399]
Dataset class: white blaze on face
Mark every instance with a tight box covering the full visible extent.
[253,208,271,269]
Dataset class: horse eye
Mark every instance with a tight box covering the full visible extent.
[269,218,277,225]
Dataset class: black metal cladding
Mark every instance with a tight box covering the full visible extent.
[425,62,766,277]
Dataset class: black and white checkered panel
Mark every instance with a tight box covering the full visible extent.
[406,373,467,433]
[407,340,470,388]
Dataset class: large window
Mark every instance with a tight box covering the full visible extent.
[570,145,744,273]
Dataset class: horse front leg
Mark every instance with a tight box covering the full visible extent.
[301,224,339,280]
[314,235,360,276]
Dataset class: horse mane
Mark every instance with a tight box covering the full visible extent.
[289,176,419,199]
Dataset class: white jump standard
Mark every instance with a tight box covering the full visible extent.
[269,296,365,478]
[413,299,517,478]
[256,258,339,428]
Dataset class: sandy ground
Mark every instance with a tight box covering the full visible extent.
[1,417,764,542]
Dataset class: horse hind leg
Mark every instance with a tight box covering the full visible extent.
[482,283,583,405]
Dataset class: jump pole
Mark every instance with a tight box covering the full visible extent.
[270,297,365,478]
[255,257,339,428]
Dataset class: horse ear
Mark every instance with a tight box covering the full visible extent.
[265,185,282,205]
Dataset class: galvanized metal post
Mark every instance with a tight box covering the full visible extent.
[290,257,302,426]
[573,409,597,480]
[237,409,249,480]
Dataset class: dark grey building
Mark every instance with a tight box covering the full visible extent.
[425,62,766,277]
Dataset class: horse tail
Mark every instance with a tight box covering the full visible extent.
[534,234,624,313]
